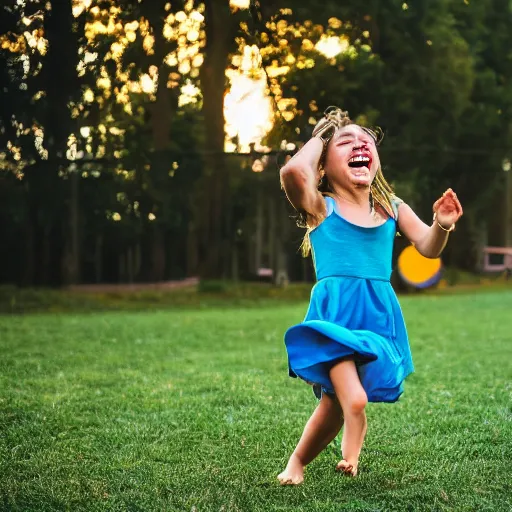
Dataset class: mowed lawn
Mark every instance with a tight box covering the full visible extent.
[1,292,511,512]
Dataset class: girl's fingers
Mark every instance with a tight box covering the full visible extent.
[453,196,463,216]
[445,192,462,217]
[434,190,463,219]
[439,198,460,217]
[436,196,453,212]
[453,190,463,216]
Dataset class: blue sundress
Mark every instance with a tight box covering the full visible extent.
[284,196,414,402]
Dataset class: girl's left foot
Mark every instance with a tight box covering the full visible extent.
[277,454,304,485]
[335,459,358,477]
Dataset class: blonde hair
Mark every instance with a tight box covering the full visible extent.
[299,107,396,257]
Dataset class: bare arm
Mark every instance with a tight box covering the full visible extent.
[397,189,463,258]
[397,204,449,258]
[279,137,326,225]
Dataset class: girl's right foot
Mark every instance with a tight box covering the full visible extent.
[335,458,358,477]
[277,454,305,485]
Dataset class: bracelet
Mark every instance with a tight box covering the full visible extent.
[433,212,455,232]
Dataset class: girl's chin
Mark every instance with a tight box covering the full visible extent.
[350,176,371,186]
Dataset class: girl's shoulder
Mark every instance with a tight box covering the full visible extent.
[390,196,404,220]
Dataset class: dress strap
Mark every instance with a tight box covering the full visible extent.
[391,196,404,220]
[324,195,335,217]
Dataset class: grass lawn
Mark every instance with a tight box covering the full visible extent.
[1,291,511,511]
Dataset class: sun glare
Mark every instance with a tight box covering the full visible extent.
[229,0,250,8]
[224,45,274,153]
[315,35,350,59]
[224,73,273,153]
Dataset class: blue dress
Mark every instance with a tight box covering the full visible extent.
[284,196,414,403]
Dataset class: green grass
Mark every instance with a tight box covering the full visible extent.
[1,275,510,315]
[1,292,511,511]
[0,282,314,315]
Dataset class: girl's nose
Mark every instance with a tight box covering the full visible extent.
[353,136,370,151]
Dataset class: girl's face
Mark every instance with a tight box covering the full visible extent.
[323,124,380,189]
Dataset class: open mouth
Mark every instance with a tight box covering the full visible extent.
[348,155,371,170]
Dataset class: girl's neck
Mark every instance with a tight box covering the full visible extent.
[331,185,370,208]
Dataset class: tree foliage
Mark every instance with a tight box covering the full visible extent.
[1,0,511,284]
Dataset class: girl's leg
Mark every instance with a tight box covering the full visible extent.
[329,360,367,476]
[278,392,344,485]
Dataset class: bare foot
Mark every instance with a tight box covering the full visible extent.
[335,459,358,477]
[277,455,304,485]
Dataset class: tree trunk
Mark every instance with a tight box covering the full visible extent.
[119,252,126,283]
[186,218,199,276]
[199,0,233,278]
[41,223,52,286]
[223,177,233,279]
[22,204,35,287]
[135,242,142,281]
[126,246,133,284]
[274,200,290,287]
[149,227,166,282]
[70,170,80,283]
[268,194,276,271]
[62,171,80,285]
[95,234,103,283]
[143,0,179,153]
[43,0,83,285]
[231,242,239,281]
[506,169,512,247]
[255,186,264,274]
[142,2,181,284]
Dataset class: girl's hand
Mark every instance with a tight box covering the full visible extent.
[432,189,463,229]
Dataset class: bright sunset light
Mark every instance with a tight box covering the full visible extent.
[224,72,273,153]
[315,35,350,59]
[229,0,250,8]
[224,35,354,153]
[224,44,274,153]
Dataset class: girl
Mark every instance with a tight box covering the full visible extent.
[278,107,463,484]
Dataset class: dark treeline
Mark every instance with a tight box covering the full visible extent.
[1,0,511,286]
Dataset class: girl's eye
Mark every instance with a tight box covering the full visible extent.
[337,140,350,145]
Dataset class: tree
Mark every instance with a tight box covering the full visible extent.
[1,0,86,285]
[261,0,512,271]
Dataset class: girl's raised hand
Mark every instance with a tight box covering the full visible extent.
[432,189,463,229]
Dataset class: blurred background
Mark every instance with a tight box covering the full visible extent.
[1,0,511,300]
